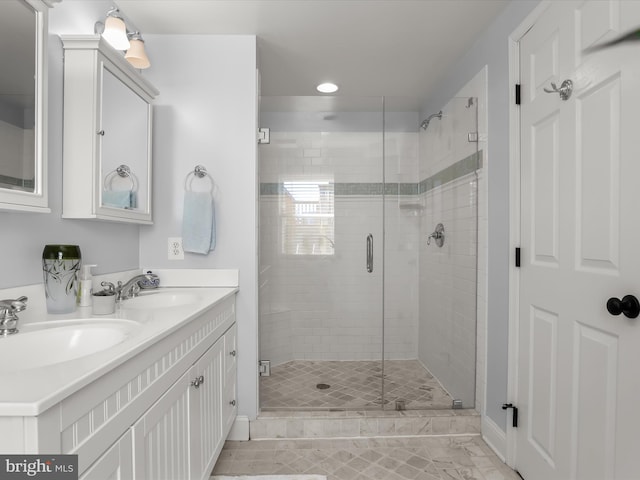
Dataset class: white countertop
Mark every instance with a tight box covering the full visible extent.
[0,273,238,416]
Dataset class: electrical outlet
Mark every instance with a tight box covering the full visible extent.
[168,237,184,260]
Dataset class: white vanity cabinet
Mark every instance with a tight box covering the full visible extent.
[61,35,158,224]
[132,325,237,480]
[223,324,238,434]
[0,292,238,480]
[79,431,133,480]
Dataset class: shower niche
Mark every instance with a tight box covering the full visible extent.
[258,95,480,412]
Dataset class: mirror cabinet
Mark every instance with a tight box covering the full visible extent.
[61,35,158,224]
[0,0,51,213]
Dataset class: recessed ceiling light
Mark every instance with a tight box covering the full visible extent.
[317,82,339,94]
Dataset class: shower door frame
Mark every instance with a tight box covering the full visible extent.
[257,96,387,411]
[257,95,480,413]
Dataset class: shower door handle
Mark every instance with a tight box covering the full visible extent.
[366,234,373,273]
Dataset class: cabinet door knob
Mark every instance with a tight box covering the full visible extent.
[97,130,105,136]
[229,399,236,406]
[230,350,237,357]
[191,375,204,388]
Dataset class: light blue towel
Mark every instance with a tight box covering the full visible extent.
[103,190,134,209]
[182,191,216,254]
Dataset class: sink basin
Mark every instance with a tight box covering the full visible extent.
[121,292,201,310]
[0,320,140,372]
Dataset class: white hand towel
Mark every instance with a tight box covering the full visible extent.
[182,191,216,254]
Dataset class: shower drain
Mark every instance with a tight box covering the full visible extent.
[316,383,331,390]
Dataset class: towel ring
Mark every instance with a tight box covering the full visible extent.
[104,164,138,192]
[184,165,215,193]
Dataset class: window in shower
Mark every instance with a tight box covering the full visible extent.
[280,180,334,255]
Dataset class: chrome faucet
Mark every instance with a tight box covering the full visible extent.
[0,296,27,336]
[104,272,160,301]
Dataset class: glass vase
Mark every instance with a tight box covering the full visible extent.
[42,244,81,314]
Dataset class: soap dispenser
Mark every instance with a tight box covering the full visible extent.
[77,264,97,307]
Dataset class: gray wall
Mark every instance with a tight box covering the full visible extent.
[0,1,140,290]
[139,35,258,419]
[0,1,259,420]
[420,0,540,431]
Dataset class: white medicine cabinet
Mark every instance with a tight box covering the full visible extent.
[61,35,158,224]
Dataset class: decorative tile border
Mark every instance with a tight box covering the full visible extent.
[419,150,482,194]
[260,151,482,196]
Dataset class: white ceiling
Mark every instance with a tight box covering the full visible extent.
[116,0,511,108]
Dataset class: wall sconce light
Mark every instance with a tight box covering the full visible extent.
[95,8,151,69]
[101,8,130,51]
[125,32,151,69]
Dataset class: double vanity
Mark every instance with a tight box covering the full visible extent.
[1,4,240,478]
[0,270,239,480]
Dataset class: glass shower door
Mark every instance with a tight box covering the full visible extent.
[383,96,479,410]
[258,96,385,411]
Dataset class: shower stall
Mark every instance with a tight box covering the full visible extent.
[258,96,479,411]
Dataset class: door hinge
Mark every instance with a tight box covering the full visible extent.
[502,403,519,427]
[515,247,521,267]
[258,360,271,377]
[258,127,270,144]
[515,84,521,105]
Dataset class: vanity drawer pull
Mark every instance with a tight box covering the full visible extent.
[191,375,205,388]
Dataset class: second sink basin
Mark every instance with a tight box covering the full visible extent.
[0,320,140,372]
[121,292,201,310]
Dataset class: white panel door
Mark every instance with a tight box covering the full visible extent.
[132,369,193,480]
[518,1,640,479]
[190,337,225,480]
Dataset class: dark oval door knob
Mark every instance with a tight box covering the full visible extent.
[606,295,640,319]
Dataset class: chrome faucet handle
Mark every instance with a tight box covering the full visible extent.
[0,296,27,336]
[138,271,160,289]
[0,296,28,313]
[427,223,445,247]
[130,283,141,298]
[100,281,116,294]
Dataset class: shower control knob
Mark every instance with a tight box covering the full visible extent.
[606,295,640,319]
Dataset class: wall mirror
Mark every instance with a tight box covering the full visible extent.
[100,67,150,215]
[0,0,50,213]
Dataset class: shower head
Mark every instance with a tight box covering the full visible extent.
[420,110,443,130]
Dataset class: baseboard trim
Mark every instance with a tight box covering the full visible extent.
[481,415,507,462]
[227,415,250,441]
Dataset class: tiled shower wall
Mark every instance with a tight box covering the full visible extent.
[417,96,480,407]
[259,131,420,363]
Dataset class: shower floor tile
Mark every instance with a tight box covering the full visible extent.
[261,360,455,410]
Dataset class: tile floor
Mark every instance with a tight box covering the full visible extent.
[260,360,453,410]
[212,436,520,480]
